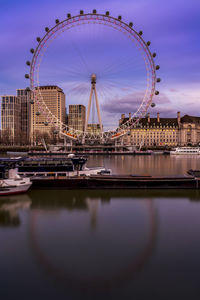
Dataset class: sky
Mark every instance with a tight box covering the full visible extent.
[0,0,200,129]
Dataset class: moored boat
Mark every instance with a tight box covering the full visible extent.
[0,155,111,178]
[170,147,200,155]
[0,167,32,196]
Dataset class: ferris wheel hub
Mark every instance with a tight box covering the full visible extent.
[91,73,96,84]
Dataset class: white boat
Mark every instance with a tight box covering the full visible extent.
[171,147,200,155]
[0,168,32,196]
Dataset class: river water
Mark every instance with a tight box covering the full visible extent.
[1,155,200,300]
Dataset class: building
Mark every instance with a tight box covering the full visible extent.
[17,89,31,144]
[119,112,200,147]
[87,123,102,134]
[179,114,200,146]
[68,105,86,132]
[31,86,66,142]
[1,96,21,144]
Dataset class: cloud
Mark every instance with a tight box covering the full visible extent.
[101,91,171,114]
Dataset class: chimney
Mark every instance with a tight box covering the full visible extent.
[147,113,150,123]
[177,111,181,123]
[129,112,131,121]
[157,112,160,123]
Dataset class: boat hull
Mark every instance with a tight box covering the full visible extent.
[30,175,199,189]
[0,178,32,196]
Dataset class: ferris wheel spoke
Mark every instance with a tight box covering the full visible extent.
[100,54,145,76]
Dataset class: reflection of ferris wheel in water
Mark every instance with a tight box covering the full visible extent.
[25,10,160,143]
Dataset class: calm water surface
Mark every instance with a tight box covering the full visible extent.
[1,155,200,300]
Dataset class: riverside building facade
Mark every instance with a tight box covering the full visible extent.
[119,112,200,147]
[31,86,66,142]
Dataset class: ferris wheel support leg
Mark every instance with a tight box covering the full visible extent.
[94,86,103,135]
[85,87,93,133]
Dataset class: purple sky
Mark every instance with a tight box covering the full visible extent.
[1,0,200,129]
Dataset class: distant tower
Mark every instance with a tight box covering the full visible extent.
[85,74,103,135]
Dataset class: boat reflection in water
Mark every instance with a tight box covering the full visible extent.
[0,194,31,227]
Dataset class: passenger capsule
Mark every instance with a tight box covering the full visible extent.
[156,78,161,83]
[106,11,110,16]
[44,122,48,126]
[80,10,84,14]
[152,52,156,58]
[93,9,97,14]
[25,74,29,79]
[118,16,122,20]
[129,22,133,27]
[139,31,143,35]
[155,91,159,95]
[26,61,31,66]
[30,48,34,54]
[36,37,41,42]
[67,13,71,18]
[45,27,49,32]
[147,41,151,46]
[30,100,34,104]
[55,19,59,24]
[25,87,30,92]
[156,65,160,70]
[151,103,156,107]
[36,112,40,116]
[53,130,59,134]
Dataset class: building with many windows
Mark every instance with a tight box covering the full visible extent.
[31,86,66,142]
[68,105,86,132]
[1,96,21,144]
[119,112,200,147]
[87,123,102,134]
[17,89,31,144]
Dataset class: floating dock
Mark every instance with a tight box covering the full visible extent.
[30,174,200,189]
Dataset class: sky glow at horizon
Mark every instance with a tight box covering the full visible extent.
[0,0,200,128]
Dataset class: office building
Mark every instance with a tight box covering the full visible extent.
[31,86,66,141]
[17,89,31,144]
[1,96,21,144]
[87,123,102,134]
[68,105,86,132]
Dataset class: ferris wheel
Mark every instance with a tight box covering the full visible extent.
[25,10,160,142]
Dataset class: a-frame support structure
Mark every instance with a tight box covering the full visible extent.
[84,74,103,137]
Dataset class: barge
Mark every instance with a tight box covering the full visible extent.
[30,174,200,189]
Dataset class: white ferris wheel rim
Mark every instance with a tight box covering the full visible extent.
[28,12,158,141]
